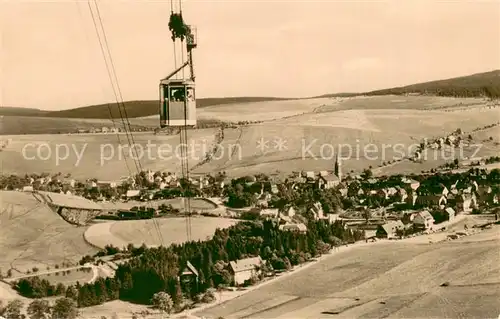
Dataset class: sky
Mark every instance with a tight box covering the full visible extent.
[0,0,499,111]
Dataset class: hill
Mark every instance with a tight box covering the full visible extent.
[7,97,295,120]
[366,69,500,98]
[0,106,48,117]
[0,191,97,274]
[2,70,498,119]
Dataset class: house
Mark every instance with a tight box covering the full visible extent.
[302,171,315,180]
[436,185,449,197]
[229,256,263,286]
[270,184,279,194]
[309,202,324,220]
[337,184,348,197]
[279,223,307,233]
[317,174,340,189]
[284,206,296,218]
[327,213,340,224]
[259,208,279,219]
[402,178,420,191]
[456,193,477,213]
[379,187,398,200]
[416,194,447,209]
[405,191,418,206]
[445,207,455,220]
[413,210,435,230]
[179,261,199,291]
[398,188,408,202]
[61,178,76,188]
[220,177,233,188]
[376,221,405,239]
[126,189,141,199]
[97,181,118,188]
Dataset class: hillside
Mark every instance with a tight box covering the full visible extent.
[0,106,48,117]
[1,97,295,119]
[367,69,500,98]
[0,191,96,273]
[1,70,498,119]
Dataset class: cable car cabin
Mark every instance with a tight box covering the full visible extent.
[159,79,196,127]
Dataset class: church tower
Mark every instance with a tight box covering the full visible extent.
[334,154,342,182]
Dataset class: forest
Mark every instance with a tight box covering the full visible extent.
[13,219,363,311]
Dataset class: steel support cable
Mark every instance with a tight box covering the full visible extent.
[87,1,140,174]
[92,0,144,174]
[75,0,133,177]
[179,0,191,241]
[90,1,165,247]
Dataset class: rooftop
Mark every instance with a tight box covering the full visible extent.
[229,256,263,273]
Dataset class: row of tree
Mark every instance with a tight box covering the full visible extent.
[0,298,79,319]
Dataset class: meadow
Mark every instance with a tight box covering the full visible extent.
[0,191,97,275]
[1,95,499,180]
[1,128,216,181]
[34,267,94,286]
[83,216,238,249]
[194,104,500,177]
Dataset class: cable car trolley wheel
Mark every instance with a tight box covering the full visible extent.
[159,79,197,128]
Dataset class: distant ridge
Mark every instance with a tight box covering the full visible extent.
[1,70,498,119]
[365,70,500,97]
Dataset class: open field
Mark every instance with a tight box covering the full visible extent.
[194,106,500,177]
[196,98,333,122]
[0,128,217,180]
[1,96,499,179]
[0,115,159,135]
[84,216,238,249]
[196,223,500,319]
[99,197,218,211]
[0,191,97,275]
[34,267,94,286]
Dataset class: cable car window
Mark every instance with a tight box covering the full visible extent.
[170,87,185,101]
[187,88,195,101]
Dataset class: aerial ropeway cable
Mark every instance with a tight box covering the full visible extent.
[162,0,197,241]
[86,0,166,247]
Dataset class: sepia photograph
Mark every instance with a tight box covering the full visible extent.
[0,0,499,318]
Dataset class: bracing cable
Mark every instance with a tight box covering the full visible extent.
[75,0,133,177]
[92,0,145,174]
[87,0,141,174]
[88,0,165,247]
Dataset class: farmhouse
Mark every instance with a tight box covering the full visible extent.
[229,256,263,286]
[376,221,405,239]
[413,210,435,230]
